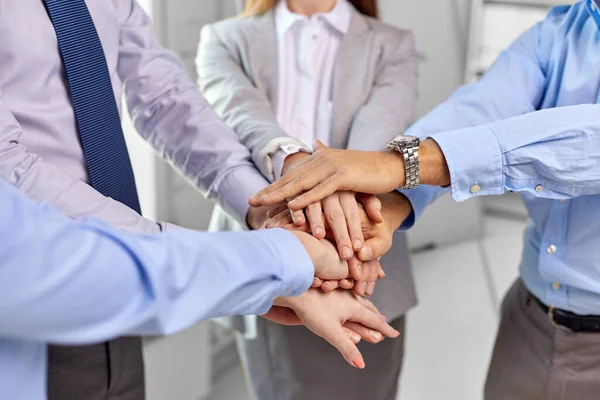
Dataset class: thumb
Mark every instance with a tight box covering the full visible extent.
[357,194,382,223]
[314,140,329,151]
[358,236,391,261]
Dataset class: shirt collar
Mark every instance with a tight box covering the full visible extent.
[275,0,352,37]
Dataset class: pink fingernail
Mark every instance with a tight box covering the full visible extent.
[352,356,365,369]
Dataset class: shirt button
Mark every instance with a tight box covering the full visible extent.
[535,184,544,193]
[547,245,557,255]
[470,184,481,194]
[552,282,561,291]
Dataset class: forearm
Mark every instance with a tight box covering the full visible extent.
[0,181,313,344]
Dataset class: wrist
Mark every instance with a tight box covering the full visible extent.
[379,191,412,232]
[282,152,311,176]
[419,139,451,187]
[382,151,407,188]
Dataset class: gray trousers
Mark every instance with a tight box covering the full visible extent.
[237,316,406,400]
[47,337,145,400]
[485,279,600,400]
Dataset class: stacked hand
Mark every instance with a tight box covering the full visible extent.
[248,149,415,369]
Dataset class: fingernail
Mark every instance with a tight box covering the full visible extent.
[361,246,373,259]
[342,246,353,259]
[313,277,321,286]
[353,239,362,250]
[367,282,375,296]
[360,282,367,296]
[394,330,401,338]
[314,227,324,237]
[350,332,361,343]
[356,264,362,279]
[249,195,258,202]
[370,331,383,341]
[352,356,365,369]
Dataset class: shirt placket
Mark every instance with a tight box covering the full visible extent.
[296,20,319,149]
[539,200,570,305]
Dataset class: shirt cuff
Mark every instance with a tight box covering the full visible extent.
[430,126,504,202]
[397,185,448,230]
[255,229,314,301]
[260,138,311,182]
[217,166,271,230]
[272,144,308,181]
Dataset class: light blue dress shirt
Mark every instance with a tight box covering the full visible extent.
[401,1,600,315]
[0,179,313,399]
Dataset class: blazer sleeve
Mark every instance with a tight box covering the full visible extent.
[196,23,307,181]
[346,29,419,151]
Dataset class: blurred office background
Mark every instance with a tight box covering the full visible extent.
[122,1,574,399]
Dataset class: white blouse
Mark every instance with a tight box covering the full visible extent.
[271,0,351,179]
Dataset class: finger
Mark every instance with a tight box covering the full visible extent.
[378,264,386,279]
[339,192,364,251]
[343,321,385,343]
[291,208,306,226]
[312,277,323,288]
[356,295,381,314]
[305,202,325,239]
[339,278,354,290]
[366,260,380,296]
[342,327,362,344]
[357,194,383,223]
[265,209,293,229]
[313,239,350,280]
[254,160,334,207]
[322,325,366,369]
[249,161,321,206]
[266,203,288,218]
[287,175,342,210]
[323,195,353,260]
[347,256,363,282]
[320,280,340,293]
[353,304,400,339]
[355,261,371,297]
[359,236,392,261]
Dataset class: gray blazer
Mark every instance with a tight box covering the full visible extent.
[197,6,418,332]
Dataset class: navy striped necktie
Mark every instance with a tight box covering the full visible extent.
[44,0,141,214]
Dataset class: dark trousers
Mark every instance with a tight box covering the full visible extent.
[47,337,145,400]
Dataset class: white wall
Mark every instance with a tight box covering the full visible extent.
[380,0,471,118]
[379,0,482,249]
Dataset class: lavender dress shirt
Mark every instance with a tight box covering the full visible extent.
[0,0,270,234]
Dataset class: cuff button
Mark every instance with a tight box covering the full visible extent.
[470,184,481,194]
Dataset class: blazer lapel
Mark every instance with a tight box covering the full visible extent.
[251,11,280,112]
[330,9,372,149]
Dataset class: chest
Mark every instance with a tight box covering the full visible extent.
[542,15,600,107]
[0,0,121,93]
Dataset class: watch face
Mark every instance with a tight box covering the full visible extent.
[393,135,418,144]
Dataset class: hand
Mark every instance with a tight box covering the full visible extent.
[315,192,412,296]
[250,141,405,209]
[265,193,383,259]
[269,289,400,369]
[289,231,349,281]
[281,151,312,227]
[250,139,450,210]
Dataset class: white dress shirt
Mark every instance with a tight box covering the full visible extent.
[271,0,352,179]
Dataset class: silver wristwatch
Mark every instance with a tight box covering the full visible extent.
[386,135,420,190]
